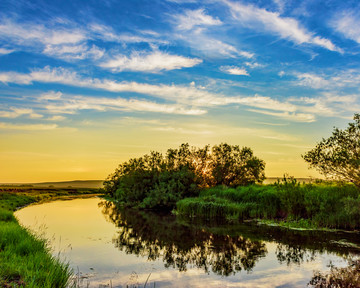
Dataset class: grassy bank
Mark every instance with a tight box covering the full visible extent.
[176,180,360,230]
[0,187,100,287]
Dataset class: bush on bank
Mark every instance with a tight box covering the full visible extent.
[176,178,360,229]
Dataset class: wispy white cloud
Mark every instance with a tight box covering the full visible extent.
[48,115,66,121]
[0,67,296,111]
[0,19,86,46]
[224,1,342,53]
[295,73,330,89]
[0,19,107,62]
[331,10,360,44]
[43,44,104,60]
[43,95,207,115]
[244,62,263,69]
[169,8,254,59]
[38,91,63,101]
[151,121,299,142]
[295,70,360,89]
[99,50,202,73]
[0,108,32,118]
[0,47,15,55]
[0,66,337,122]
[289,92,360,117]
[176,32,254,58]
[0,122,57,130]
[0,108,43,119]
[248,109,316,122]
[0,66,216,104]
[28,112,43,119]
[0,19,168,63]
[222,95,297,112]
[0,71,33,84]
[89,23,168,45]
[173,9,222,30]
[220,65,249,75]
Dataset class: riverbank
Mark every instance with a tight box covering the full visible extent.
[176,181,360,230]
[0,187,101,287]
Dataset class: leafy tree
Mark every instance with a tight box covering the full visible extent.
[104,143,266,209]
[303,114,360,187]
[211,143,265,186]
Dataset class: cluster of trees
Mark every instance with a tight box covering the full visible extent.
[104,114,360,211]
[104,143,265,209]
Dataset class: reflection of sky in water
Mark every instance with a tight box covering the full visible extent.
[15,198,354,288]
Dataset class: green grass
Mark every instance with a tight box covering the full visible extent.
[176,182,360,230]
[0,187,101,287]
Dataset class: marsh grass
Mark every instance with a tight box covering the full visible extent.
[309,259,360,287]
[176,182,360,229]
[0,187,100,287]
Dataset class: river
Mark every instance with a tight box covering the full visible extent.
[15,197,360,287]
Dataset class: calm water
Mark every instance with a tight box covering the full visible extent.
[15,197,360,288]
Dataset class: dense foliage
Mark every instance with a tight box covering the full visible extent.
[104,143,265,209]
[303,114,360,187]
[176,178,360,229]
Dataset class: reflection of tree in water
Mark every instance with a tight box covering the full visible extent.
[276,244,316,265]
[99,200,360,275]
[99,201,267,276]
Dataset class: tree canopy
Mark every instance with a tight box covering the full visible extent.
[303,114,360,187]
[104,143,265,209]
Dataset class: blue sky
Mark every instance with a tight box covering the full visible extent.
[0,0,359,181]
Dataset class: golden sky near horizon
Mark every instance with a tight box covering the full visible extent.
[1,0,358,182]
[0,116,324,182]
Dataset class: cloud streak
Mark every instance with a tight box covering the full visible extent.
[43,95,207,115]
[248,109,316,122]
[0,48,15,55]
[220,66,249,75]
[0,122,57,130]
[295,70,360,89]
[1,66,346,122]
[99,51,202,73]
[0,19,86,46]
[0,108,43,119]
[224,1,342,53]
[173,9,222,30]
[0,19,168,63]
[331,10,360,44]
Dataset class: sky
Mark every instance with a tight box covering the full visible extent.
[0,0,360,182]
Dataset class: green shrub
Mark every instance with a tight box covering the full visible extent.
[0,208,15,222]
[105,143,265,209]
[275,176,306,219]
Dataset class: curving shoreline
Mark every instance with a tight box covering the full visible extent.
[0,187,101,287]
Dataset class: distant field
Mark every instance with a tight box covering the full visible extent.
[1,178,321,188]
[0,180,104,188]
[263,177,322,184]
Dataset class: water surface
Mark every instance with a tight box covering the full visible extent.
[15,197,360,287]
